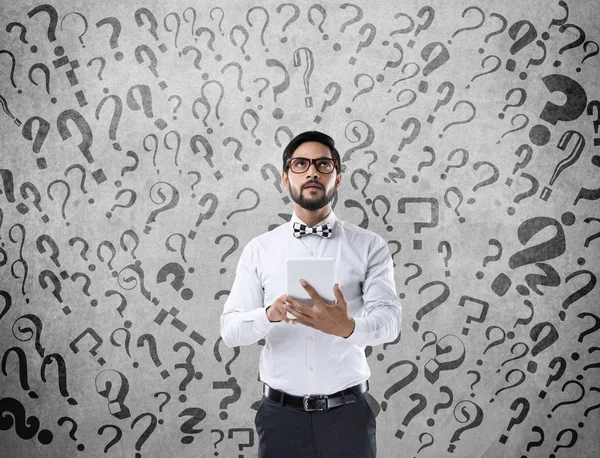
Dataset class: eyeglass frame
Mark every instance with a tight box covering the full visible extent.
[285,156,339,174]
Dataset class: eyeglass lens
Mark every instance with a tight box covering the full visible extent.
[290,158,334,173]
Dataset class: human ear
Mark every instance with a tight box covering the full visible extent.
[282,170,289,189]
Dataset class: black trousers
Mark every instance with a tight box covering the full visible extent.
[254,390,377,458]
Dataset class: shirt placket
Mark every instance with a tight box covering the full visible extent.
[298,234,318,393]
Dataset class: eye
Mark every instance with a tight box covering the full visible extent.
[294,159,307,166]
[318,160,332,168]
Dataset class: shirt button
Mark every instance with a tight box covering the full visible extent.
[310,252,313,256]
[308,336,313,340]
[309,366,313,371]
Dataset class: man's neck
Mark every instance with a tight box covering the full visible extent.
[295,206,331,227]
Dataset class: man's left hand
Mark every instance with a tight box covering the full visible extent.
[284,280,355,338]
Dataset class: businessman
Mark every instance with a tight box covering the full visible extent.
[220,130,402,457]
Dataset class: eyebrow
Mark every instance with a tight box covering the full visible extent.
[290,157,333,160]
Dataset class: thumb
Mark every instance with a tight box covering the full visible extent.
[333,283,342,303]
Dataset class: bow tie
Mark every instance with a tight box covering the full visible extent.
[293,222,333,238]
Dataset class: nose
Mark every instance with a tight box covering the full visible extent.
[305,161,320,176]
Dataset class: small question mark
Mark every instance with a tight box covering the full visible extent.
[437,241,451,277]
[57,416,84,451]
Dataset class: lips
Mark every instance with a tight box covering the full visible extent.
[304,184,322,190]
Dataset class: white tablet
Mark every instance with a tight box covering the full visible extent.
[286,258,336,319]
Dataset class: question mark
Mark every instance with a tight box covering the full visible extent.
[28,63,55,104]
[395,393,427,440]
[449,6,485,43]
[498,397,529,444]
[95,369,131,419]
[293,47,314,107]
[505,20,538,79]
[466,55,502,89]
[57,416,84,451]
[95,93,123,151]
[275,3,299,43]
[96,17,124,61]
[131,412,158,457]
[548,380,585,418]
[529,74,587,147]
[223,188,259,226]
[439,100,476,138]
[215,234,239,274]
[539,130,585,201]
[437,241,451,277]
[440,147,469,180]
[144,181,179,233]
[447,400,483,453]
[134,7,167,52]
[476,238,502,279]
[382,360,418,411]
[424,334,466,384]
[505,144,533,187]
[499,87,527,120]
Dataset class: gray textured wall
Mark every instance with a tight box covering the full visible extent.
[1,0,599,456]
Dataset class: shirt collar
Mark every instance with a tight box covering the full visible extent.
[291,208,337,229]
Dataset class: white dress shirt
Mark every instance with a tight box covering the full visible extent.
[220,209,402,396]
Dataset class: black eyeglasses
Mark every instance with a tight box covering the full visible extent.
[287,157,337,174]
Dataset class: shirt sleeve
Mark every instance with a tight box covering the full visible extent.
[220,240,279,347]
[344,235,402,347]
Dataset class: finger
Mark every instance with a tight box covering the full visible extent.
[283,305,301,324]
[286,296,309,316]
[300,279,320,302]
[284,303,299,318]
[333,283,343,303]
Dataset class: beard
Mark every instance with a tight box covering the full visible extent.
[289,184,336,211]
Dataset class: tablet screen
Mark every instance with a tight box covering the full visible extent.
[286,258,336,310]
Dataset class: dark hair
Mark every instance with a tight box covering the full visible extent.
[282,131,341,173]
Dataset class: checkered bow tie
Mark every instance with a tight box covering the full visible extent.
[292,222,333,238]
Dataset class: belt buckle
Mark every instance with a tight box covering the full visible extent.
[303,395,328,411]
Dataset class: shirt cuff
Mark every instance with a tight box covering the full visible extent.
[253,306,280,331]
[344,317,367,344]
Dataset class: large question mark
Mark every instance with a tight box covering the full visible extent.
[498,397,529,444]
[539,130,585,201]
[447,400,483,453]
[95,93,123,151]
[424,334,466,384]
[412,280,449,332]
[223,188,259,226]
[559,269,596,321]
[96,17,124,61]
[94,369,131,419]
[491,214,570,297]
[439,100,476,138]
[395,393,427,440]
[144,181,179,234]
[381,360,418,411]
[528,74,587,147]
[448,6,485,44]
[548,380,585,419]
[466,55,502,89]
[505,20,538,79]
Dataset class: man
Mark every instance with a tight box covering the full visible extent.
[220,130,402,458]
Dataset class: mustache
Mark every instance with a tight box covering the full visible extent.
[303,182,323,189]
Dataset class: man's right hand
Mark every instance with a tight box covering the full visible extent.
[266,294,293,323]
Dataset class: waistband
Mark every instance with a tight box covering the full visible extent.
[263,380,369,411]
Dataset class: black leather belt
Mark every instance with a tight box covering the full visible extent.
[263,380,369,411]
